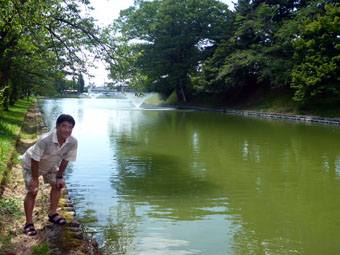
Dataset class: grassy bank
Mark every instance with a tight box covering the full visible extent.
[166,87,340,118]
[0,98,54,255]
[0,99,95,255]
[0,99,34,178]
[0,98,35,253]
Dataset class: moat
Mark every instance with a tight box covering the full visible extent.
[39,98,340,255]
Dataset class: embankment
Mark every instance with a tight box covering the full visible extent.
[0,99,100,255]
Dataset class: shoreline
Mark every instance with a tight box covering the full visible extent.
[0,99,100,255]
[35,99,100,255]
[42,96,340,125]
[173,105,340,125]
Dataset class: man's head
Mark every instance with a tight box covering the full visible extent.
[56,114,75,127]
[56,114,75,141]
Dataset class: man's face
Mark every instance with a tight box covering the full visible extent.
[56,121,74,141]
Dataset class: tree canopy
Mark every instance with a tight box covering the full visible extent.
[108,0,340,108]
[0,0,108,110]
[111,0,233,102]
[1,0,339,111]
[292,3,340,104]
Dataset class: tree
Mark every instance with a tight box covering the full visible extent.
[113,0,233,102]
[200,2,281,94]
[77,73,85,93]
[291,3,340,105]
[199,0,314,100]
[103,26,147,93]
[0,0,109,110]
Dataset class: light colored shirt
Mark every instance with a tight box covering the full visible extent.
[21,130,77,171]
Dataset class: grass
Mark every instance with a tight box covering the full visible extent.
[31,242,50,255]
[0,99,33,176]
[242,89,299,113]
[0,97,53,255]
[145,92,166,105]
[186,87,340,118]
[0,233,13,252]
[0,99,32,254]
[296,104,340,118]
[0,198,23,217]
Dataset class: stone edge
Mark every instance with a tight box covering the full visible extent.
[175,106,340,125]
[35,99,99,255]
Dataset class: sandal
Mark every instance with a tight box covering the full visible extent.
[48,213,66,225]
[24,223,37,236]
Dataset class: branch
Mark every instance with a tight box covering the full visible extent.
[45,25,81,70]
[52,16,117,61]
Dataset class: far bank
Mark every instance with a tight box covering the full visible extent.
[51,86,340,120]
[170,87,340,119]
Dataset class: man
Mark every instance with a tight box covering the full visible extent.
[21,114,78,236]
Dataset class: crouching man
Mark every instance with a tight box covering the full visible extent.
[21,114,78,236]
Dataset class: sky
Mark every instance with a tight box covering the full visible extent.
[86,0,235,87]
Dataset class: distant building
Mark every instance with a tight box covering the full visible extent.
[64,89,78,94]
[113,82,133,92]
[89,82,133,93]
[90,86,117,93]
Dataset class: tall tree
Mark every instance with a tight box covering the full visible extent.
[77,73,85,93]
[113,0,233,102]
[103,27,147,93]
[0,0,109,109]
[291,3,340,105]
[199,0,313,99]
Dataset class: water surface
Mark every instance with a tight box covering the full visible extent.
[39,98,340,255]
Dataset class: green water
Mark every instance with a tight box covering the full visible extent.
[40,98,340,255]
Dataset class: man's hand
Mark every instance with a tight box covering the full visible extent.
[28,178,39,193]
[56,178,65,189]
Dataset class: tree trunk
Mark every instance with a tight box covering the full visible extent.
[26,87,31,101]
[180,87,187,103]
[9,82,17,106]
[0,61,11,110]
[2,87,9,111]
[176,77,188,103]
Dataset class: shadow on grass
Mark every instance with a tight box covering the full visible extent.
[0,121,17,140]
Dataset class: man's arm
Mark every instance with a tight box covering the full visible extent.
[55,159,69,189]
[57,159,69,177]
[31,159,39,178]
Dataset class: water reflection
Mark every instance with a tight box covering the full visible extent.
[101,202,139,255]
[39,99,340,255]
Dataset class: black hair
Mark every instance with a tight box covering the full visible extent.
[56,114,75,127]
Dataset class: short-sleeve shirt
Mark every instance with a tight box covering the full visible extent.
[21,129,78,171]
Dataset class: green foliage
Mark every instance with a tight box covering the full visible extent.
[0,99,32,175]
[144,93,164,105]
[111,0,233,102]
[291,3,340,105]
[102,28,147,93]
[31,242,50,255]
[77,73,85,93]
[0,0,107,107]
[193,0,340,112]
[0,198,22,217]
[0,232,13,253]
[201,1,305,95]
[0,0,337,113]
[102,0,339,113]
[166,90,178,104]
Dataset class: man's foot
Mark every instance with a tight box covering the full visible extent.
[24,223,37,236]
[48,213,66,225]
